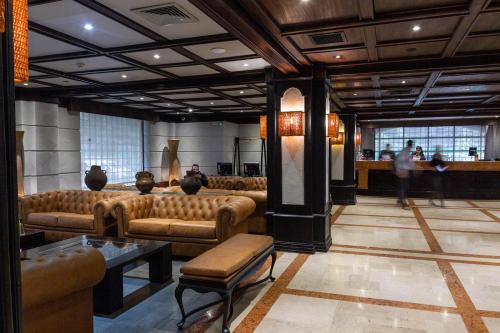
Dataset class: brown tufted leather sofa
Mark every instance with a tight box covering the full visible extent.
[21,190,132,242]
[114,194,256,256]
[21,247,105,333]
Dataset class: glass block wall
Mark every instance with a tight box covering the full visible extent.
[80,113,144,186]
[375,125,485,161]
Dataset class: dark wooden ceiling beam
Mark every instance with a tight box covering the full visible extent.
[414,71,442,106]
[481,95,500,104]
[29,64,103,86]
[282,4,471,36]
[357,0,378,62]
[350,103,500,113]
[189,0,301,73]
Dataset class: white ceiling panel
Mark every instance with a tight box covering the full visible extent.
[97,0,226,39]
[81,70,164,83]
[37,77,88,86]
[127,104,157,109]
[28,69,47,77]
[124,48,191,65]
[152,102,183,108]
[212,85,248,89]
[15,82,49,88]
[216,58,270,72]
[28,31,84,57]
[163,65,218,77]
[107,93,134,96]
[223,89,262,96]
[148,88,200,94]
[124,96,158,102]
[29,0,153,47]
[184,40,254,60]
[186,100,240,107]
[242,97,267,104]
[37,56,129,73]
[92,98,122,103]
[160,92,216,99]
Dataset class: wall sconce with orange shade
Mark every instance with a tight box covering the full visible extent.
[355,130,362,145]
[326,113,339,138]
[259,115,267,139]
[331,132,345,145]
[278,111,305,136]
[0,0,29,83]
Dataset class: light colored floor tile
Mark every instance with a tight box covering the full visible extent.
[434,231,500,256]
[356,196,399,205]
[332,225,430,251]
[288,252,455,307]
[483,317,500,333]
[418,207,493,221]
[452,263,500,312]
[343,204,415,218]
[255,294,466,333]
[336,214,419,228]
[472,201,500,209]
[490,210,500,219]
[427,218,500,233]
[412,199,473,208]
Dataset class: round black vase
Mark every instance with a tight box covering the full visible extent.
[180,176,202,195]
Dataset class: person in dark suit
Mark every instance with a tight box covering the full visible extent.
[191,164,208,187]
[429,146,449,207]
[379,144,395,160]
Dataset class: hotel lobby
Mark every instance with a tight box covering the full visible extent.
[1,0,500,333]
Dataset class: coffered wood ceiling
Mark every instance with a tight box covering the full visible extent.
[17,0,500,122]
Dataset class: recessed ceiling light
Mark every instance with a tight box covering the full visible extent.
[188,108,193,112]
[301,0,310,2]
[397,98,401,101]
[412,25,421,32]
[243,63,249,67]
[239,90,245,94]
[210,47,226,54]
[121,74,127,78]
[23,83,29,86]
[335,55,342,59]
[84,23,94,31]
[353,93,358,96]
[240,110,244,113]
[176,112,180,115]
[167,103,171,106]
[139,97,144,100]
[465,87,471,91]
[210,102,214,105]
[153,54,160,59]
[401,80,406,84]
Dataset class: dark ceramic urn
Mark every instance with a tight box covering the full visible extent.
[180,176,202,195]
[84,165,107,191]
[136,171,155,194]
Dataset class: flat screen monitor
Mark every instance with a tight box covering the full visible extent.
[243,162,260,177]
[217,162,233,176]
[468,147,478,156]
[363,149,374,160]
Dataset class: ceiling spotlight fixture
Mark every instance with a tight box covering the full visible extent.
[23,83,29,86]
[210,101,214,105]
[335,55,342,59]
[139,97,144,100]
[84,23,94,31]
[210,47,226,54]
[153,54,161,59]
[401,80,406,84]
[177,112,180,115]
[167,103,171,106]
[188,108,193,112]
[353,93,358,96]
[239,90,245,94]
[240,110,244,113]
[121,74,128,79]
[465,87,471,91]
[412,25,421,32]
[243,63,249,67]
[397,98,401,101]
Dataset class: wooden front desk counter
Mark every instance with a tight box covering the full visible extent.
[356,161,500,199]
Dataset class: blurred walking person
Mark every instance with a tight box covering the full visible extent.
[394,140,415,209]
[429,145,449,207]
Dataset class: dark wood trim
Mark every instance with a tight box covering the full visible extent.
[414,71,442,107]
[0,0,22,331]
[351,103,500,113]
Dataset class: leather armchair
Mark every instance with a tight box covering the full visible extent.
[21,247,105,333]
[21,190,132,241]
[114,194,256,256]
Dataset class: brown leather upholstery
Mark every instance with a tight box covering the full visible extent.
[207,176,238,190]
[21,190,131,241]
[114,195,256,256]
[181,234,273,278]
[21,247,105,333]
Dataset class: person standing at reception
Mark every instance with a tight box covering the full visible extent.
[394,140,415,209]
[379,144,395,160]
[429,145,449,207]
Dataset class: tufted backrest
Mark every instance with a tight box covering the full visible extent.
[207,176,237,190]
[252,177,267,191]
[148,195,238,221]
[56,191,124,214]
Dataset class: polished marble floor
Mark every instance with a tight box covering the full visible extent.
[94,196,500,333]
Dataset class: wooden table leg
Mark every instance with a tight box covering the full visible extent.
[93,266,123,314]
[147,247,172,284]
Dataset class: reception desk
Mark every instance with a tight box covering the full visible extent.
[356,160,500,199]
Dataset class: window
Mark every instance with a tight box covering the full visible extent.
[374,125,485,161]
[80,113,144,186]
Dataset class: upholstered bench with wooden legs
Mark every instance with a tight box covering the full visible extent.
[175,233,276,333]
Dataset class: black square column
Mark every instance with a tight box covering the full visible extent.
[265,65,332,253]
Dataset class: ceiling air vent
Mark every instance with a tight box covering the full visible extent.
[310,32,346,45]
[132,3,198,26]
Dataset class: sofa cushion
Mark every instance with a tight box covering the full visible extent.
[128,218,216,239]
[56,213,95,230]
[168,220,216,239]
[26,212,60,227]
[180,234,273,278]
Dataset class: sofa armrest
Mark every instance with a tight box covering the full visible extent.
[20,191,60,222]
[93,193,137,235]
[113,195,154,237]
[21,247,105,310]
[216,196,256,241]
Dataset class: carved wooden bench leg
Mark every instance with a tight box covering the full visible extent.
[175,286,187,329]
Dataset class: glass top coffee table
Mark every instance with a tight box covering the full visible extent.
[22,235,172,314]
